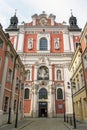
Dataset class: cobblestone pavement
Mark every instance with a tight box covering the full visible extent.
[0,118,87,130]
[0,118,71,130]
[19,118,70,130]
[77,121,87,130]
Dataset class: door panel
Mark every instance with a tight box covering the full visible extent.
[39,102,47,117]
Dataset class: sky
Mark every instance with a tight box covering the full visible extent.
[0,0,87,30]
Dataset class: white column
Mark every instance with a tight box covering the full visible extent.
[48,85,52,117]
[64,67,72,114]
[0,51,9,114]
[33,88,37,117]
[14,35,18,50]
[17,32,24,52]
[30,89,34,117]
[63,31,70,52]
[34,66,37,81]
[53,92,56,117]
[69,35,74,52]
[51,85,56,117]
[49,66,52,81]
[50,88,53,117]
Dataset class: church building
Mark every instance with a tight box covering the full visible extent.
[6,11,81,118]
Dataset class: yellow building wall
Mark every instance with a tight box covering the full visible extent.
[73,89,87,121]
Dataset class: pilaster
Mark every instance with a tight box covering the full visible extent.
[33,86,38,117]
[17,30,24,52]
[0,50,9,114]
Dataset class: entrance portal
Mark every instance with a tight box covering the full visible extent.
[39,102,47,117]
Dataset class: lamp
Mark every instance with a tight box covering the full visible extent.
[63,99,66,122]
[15,80,24,128]
[67,80,77,129]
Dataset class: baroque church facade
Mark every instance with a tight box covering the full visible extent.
[6,11,81,117]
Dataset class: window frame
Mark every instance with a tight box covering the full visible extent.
[39,37,48,51]
[24,88,30,99]
[14,100,17,112]
[57,88,63,100]
[7,68,13,83]
[0,37,3,48]
[39,88,48,99]
[4,96,9,113]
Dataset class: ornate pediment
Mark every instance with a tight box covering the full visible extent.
[35,57,50,66]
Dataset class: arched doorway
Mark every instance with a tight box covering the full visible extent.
[38,88,48,117]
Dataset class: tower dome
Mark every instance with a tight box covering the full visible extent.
[10,13,18,27]
[69,10,81,31]
[69,14,77,27]
[6,10,19,31]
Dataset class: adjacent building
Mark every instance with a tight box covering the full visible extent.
[6,11,81,118]
[69,22,87,122]
[0,24,25,125]
[81,22,87,121]
[69,45,86,121]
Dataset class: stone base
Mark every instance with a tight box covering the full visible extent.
[0,110,3,115]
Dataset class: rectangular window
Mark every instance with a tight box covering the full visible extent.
[7,69,13,82]
[16,77,19,88]
[10,54,14,62]
[81,74,85,87]
[77,80,80,90]
[4,97,9,112]
[39,38,47,50]
[0,38,3,48]
[14,100,16,112]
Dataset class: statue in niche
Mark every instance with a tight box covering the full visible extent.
[28,38,33,50]
[57,70,62,81]
[26,70,30,80]
[54,38,60,49]
[37,66,49,80]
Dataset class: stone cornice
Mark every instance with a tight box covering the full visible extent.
[18,52,74,57]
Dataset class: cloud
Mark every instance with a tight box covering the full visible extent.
[0,0,87,29]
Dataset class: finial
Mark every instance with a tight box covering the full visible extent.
[42,11,45,14]
[70,9,73,16]
[15,9,17,16]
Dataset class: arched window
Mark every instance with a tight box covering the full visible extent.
[24,88,29,99]
[39,88,48,99]
[57,69,62,81]
[39,38,48,50]
[57,88,63,99]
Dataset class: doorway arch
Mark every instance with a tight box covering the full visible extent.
[38,88,48,117]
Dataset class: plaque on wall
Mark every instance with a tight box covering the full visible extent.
[58,104,63,109]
